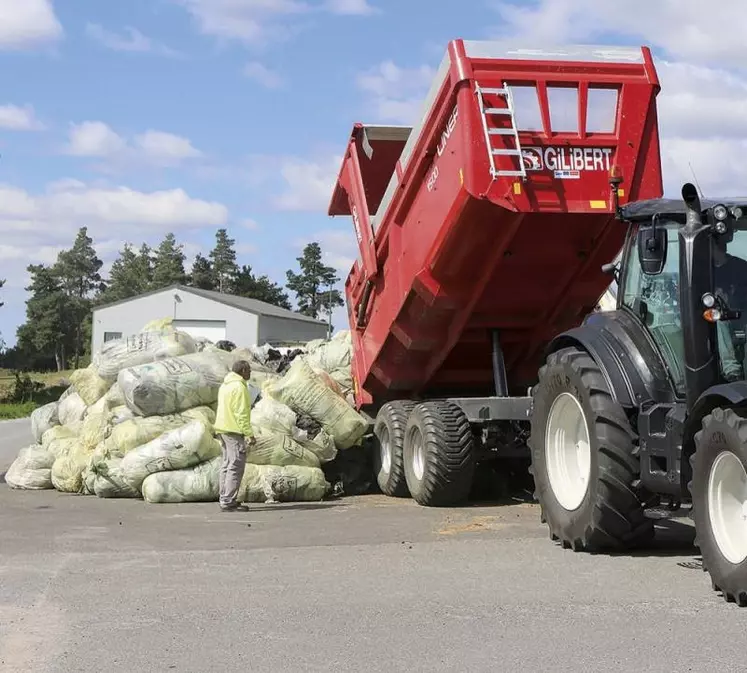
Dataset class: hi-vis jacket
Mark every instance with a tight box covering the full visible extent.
[214,372,254,438]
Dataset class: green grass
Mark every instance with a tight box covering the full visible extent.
[0,369,73,420]
[0,402,38,420]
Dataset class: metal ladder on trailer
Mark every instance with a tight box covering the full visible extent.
[475,83,526,180]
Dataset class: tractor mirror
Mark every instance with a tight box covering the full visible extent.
[637,226,668,275]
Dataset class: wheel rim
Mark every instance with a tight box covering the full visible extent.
[707,450,747,565]
[379,425,392,475]
[411,428,425,481]
[545,392,592,511]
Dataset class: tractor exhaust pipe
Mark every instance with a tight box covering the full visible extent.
[679,182,719,409]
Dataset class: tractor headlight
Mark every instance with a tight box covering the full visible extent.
[732,206,744,219]
[714,204,729,221]
[702,292,716,308]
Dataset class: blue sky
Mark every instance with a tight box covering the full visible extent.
[0,0,744,347]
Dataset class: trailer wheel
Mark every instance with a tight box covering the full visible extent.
[403,401,475,507]
[691,407,747,606]
[529,346,653,551]
[373,401,416,497]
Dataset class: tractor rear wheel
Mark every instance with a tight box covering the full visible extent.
[403,401,475,506]
[529,346,653,551]
[691,407,747,606]
[373,401,416,497]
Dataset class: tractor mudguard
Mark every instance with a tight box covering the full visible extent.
[545,309,677,409]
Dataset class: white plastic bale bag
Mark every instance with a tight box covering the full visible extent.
[70,365,113,406]
[247,431,321,469]
[181,405,216,428]
[266,358,367,450]
[251,396,298,437]
[5,445,55,490]
[92,458,140,498]
[96,413,192,459]
[120,420,220,491]
[118,351,236,417]
[300,429,338,463]
[30,402,59,443]
[95,329,197,379]
[58,392,87,427]
[240,464,328,503]
[104,383,126,409]
[141,457,220,503]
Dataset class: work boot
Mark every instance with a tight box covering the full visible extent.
[220,502,249,512]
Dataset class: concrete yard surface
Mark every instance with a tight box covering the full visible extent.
[2,421,747,672]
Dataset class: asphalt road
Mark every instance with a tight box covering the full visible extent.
[2,419,747,672]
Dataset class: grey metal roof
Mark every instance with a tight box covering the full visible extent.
[94,284,327,325]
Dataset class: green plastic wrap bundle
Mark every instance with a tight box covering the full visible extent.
[141,456,221,503]
[51,440,95,493]
[240,464,328,503]
[266,357,367,450]
[247,431,321,469]
[70,365,114,406]
[118,351,236,416]
[30,402,59,443]
[5,445,56,490]
[94,329,198,379]
[120,420,220,491]
[91,458,141,499]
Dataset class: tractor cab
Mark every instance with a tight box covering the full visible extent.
[619,192,747,395]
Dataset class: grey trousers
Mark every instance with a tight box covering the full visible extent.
[218,433,247,508]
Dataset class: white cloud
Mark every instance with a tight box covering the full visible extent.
[174,0,377,44]
[356,60,435,124]
[489,0,746,67]
[324,0,376,15]
[244,61,284,89]
[0,104,45,131]
[134,130,203,163]
[66,121,128,158]
[85,23,182,57]
[266,154,342,212]
[0,0,63,50]
[64,121,204,167]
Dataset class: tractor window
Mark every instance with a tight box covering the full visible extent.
[622,226,686,395]
[714,229,747,381]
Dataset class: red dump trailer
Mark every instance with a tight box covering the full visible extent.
[329,40,664,506]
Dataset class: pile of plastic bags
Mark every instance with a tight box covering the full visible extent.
[5,319,370,505]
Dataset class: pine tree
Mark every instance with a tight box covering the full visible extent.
[209,228,238,293]
[286,242,344,319]
[54,227,104,368]
[152,233,187,289]
[189,254,216,290]
[233,265,292,309]
[102,243,152,303]
[17,264,74,371]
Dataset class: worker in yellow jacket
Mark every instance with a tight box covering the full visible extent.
[214,360,257,512]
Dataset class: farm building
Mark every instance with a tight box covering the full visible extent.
[91,285,329,353]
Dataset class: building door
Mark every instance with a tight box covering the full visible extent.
[172,319,227,343]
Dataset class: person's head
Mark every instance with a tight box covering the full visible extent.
[232,359,252,381]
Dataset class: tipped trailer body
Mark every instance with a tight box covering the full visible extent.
[330,41,662,410]
[329,40,664,507]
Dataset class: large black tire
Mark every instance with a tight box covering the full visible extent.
[529,346,654,551]
[403,401,476,506]
[691,407,747,606]
[373,401,416,497]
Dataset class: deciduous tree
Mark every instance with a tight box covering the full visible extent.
[286,242,344,319]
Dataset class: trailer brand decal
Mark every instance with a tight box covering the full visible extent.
[428,106,460,193]
[521,147,613,173]
[436,106,459,157]
[352,205,363,243]
[554,170,580,180]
